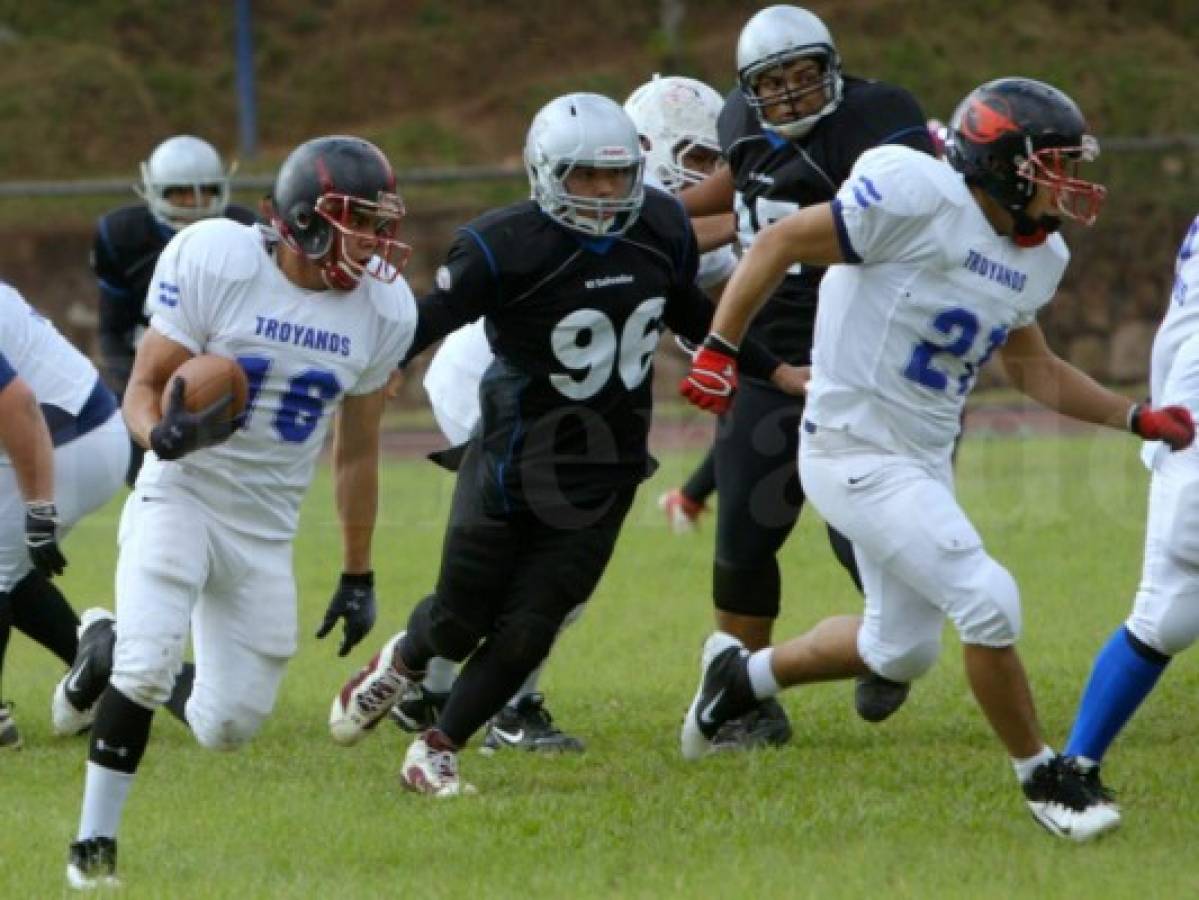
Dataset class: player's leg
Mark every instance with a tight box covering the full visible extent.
[0,458,32,744]
[658,442,716,534]
[480,600,588,754]
[330,456,517,748]
[184,533,295,750]
[413,489,635,786]
[0,591,16,749]
[1065,456,1199,779]
[68,491,206,888]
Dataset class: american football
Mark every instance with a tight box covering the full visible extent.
[161,353,249,419]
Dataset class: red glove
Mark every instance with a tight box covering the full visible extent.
[679,334,739,414]
[1130,403,1195,451]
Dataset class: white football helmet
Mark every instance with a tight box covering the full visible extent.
[135,135,232,230]
[736,5,843,139]
[624,75,725,194]
[525,93,645,237]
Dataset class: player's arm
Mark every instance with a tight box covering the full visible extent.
[0,356,67,576]
[692,213,736,254]
[711,203,843,345]
[121,327,194,449]
[403,234,494,364]
[92,224,140,394]
[0,360,54,504]
[331,388,385,575]
[1000,323,1194,448]
[315,387,385,656]
[680,163,735,217]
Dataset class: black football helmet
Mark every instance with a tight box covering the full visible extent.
[947,78,1106,245]
[269,135,411,290]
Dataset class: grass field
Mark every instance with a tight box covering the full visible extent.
[5,432,1199,898]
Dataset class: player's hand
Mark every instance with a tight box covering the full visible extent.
[1130,403,1195,451]
[149,377,237,461]
[771,364,811,397]
[316,572,377,657]
[680,334,739,414]
[24,500,67,577]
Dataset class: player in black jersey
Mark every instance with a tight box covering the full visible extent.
[677,5,937,749]
[327,92,807,795]
[91,135,257,485]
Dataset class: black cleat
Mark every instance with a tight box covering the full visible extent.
[1022,755,1121,842]
[480,693,585,754]
[0,702,21,750]
[1070,757,1118,806]
[681,632,758,760]
[390,685,449,734]
[854,672,910,723]
[711,697,793,752]
[66,836,119,890]
[51,608,116,737]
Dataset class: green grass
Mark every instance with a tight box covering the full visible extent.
[5,435,1199,898]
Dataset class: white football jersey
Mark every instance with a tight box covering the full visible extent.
[423,173,735,445]
[1142,214,1199,469]
[139,219,417,539]
[806,145,1069,461]
[0,282,97,419]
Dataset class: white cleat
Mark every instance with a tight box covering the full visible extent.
[329,631,412,746]
[1023,756,1122,843]
[400,731,476,798]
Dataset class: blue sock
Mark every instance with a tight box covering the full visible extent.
[1065,626,1169,764]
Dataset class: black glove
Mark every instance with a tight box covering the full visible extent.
[149,377,237,461]
[25,501,67,577]
[315,571,377,657]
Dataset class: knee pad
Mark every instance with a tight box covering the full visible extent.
[492,612,560,672]
[111,640,181,710]
[411,594,484,662]
[1133,597,1199,657]
[868,638,942,684]
[187,699,264,752]
[948,556,1021,647]
[713,559,781,619]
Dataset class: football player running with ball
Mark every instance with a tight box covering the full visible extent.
[61,136,419,889]
[678,77,1194,840]
[329,93,807,796]
[395,74,737,754]
[1062,214,1199,814]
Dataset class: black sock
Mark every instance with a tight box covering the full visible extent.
[163,663,196,725]
[437,640,531,746]
[89,687,154,775]
[0,592,11,697]
[399,595,441,672]
[9,570,79,665]
[682,447,717,504]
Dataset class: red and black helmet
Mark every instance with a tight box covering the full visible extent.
[270,135,411,289]
[947,78,1106,235]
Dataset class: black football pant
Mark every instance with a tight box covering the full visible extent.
[712,377,861,620]
[402,459,635,747]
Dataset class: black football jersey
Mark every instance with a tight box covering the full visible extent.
[92,202,258,392]
[719,75,934,366]
[408,189,777,516]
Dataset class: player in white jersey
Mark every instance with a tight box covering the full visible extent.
[0,286,128,749]
[60,136,418,890]
[1062,214,1199,815]
[399,75,738,753]
[678,77,1196,840]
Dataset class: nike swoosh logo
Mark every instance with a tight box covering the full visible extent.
[699,689,726,726]
[848,475,866,485]
[491,727,524,744]
[66,662,86,695]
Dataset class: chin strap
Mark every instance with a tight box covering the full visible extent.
[1010,209,1062,248]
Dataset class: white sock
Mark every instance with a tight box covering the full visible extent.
[508,664,546,708]
[422,657,457,694]
[1012,745,1056,784]
[77,761,135,841]
[747,649,780,700]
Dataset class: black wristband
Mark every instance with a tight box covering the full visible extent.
[1127,403,1143,434]
[702,333,740,357]
[340,571,375,588]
